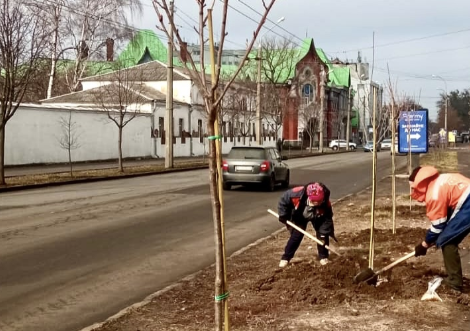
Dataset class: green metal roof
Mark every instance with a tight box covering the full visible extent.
[225,39,350,87]
[80,33,350,88]
[118,29,168,67]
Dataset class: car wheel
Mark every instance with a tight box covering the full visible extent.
[222,182,231,191]
[332,146,338,151]
[349,146,356,150]
[266,174,276,192]
[281,171,290,188]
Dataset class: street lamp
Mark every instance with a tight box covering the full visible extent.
[432,74,448,148]
[256,17,285,145]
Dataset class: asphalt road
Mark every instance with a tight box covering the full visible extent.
[0,152,407,331]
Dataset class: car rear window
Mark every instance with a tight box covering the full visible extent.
[227,148,266,159]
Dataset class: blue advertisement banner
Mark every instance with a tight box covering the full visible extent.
[398,109,429,154]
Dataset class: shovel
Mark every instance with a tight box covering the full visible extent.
[267,209,341,256]
[353,250,415,285]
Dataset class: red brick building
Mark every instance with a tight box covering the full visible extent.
[279,39,351,147]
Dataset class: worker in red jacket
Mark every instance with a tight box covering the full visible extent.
[277,182,335,268]
[409,166,470,292]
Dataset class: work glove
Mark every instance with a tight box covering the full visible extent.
[278,217,287,224]
[414,243,428,257]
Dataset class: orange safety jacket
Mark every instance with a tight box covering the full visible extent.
[423,173,470,246]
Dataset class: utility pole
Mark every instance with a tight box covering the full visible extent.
[165,0,174,168]
[444,94,448,149]
[319,67,326,152]
[256,45,262,145]
[254,17,285,146]
[346,88,351,150]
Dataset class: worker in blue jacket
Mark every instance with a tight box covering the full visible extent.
[277,182,335,268]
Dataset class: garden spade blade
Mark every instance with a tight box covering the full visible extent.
[353,267,378,285]
[353,251,416,286]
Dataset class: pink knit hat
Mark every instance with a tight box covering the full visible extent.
[306,183,324,202]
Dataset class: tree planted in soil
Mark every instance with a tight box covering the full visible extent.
[57,110,82,177]
[152,1,277,329]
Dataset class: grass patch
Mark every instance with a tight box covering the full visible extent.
[5,161,208,187]
[420,149,459,172]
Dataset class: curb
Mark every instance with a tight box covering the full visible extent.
[0,150,351,193]
[77,169,398,331]
[0,164,209,193]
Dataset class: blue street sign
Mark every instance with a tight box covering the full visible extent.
[398,109,429,154]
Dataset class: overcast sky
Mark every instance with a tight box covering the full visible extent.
[137,0,470,121]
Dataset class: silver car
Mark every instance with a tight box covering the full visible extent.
[380,138,392,150]
[222,146,290,191]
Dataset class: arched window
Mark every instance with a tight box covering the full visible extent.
[302,83,315,103]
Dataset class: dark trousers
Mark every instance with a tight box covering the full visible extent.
[441,228,470,291]
[281,218,332,261]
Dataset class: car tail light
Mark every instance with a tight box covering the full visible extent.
[222,160,229,171]
[260,161,270,172]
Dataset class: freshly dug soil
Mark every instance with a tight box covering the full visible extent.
[96,177,470,331]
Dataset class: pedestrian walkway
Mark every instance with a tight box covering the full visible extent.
[5,148,340,177]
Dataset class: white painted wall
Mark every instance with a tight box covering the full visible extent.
[5,106,153,165]
[5,105,276,166]
[145,80,192,104]
[81,81,111,91]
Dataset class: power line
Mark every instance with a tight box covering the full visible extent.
[221,0,303,48]
[174,6,247,49]
[329,27,470,54]
[235,0,304,44]
[375,45,470,62]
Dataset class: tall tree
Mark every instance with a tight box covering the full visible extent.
[0,0,49,185]
[153,1,277,329]
[259,37,296,141]
[33,0,143,97]
[436,89,470,131]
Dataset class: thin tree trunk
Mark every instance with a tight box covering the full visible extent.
[0,122,5,186]
[47,7,60,99]
[118,127,123,172]
[68,148,73,177]
[207,118,224,330]
[72,21,87,92]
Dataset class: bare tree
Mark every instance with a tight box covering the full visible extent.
[92,62,147,172]
[153,1,277,329]
[57,110,82,176]
[260,37,296,141]
[32,0,143,97]
[221,82,257,144]
[299,101,321,151]
[0,0,49,185]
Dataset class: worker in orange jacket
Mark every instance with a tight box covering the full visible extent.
[409,166,470,292]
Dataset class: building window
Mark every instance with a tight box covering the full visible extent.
[198,119,203,143]
[178,118,183,137]
[302,84,315,102]
[222,121,226,136]
[158,117,164,138]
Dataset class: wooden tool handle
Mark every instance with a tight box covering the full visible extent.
[375,251,415,275]
[267,209,341,256]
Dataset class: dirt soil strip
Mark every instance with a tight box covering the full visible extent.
[81,172,470,331]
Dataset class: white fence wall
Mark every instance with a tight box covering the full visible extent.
[5,106,154,165]
[5,105,276,166]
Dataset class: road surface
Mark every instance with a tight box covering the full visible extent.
[0,152,406,331]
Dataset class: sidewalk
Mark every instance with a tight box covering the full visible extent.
[4,148,344,177]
